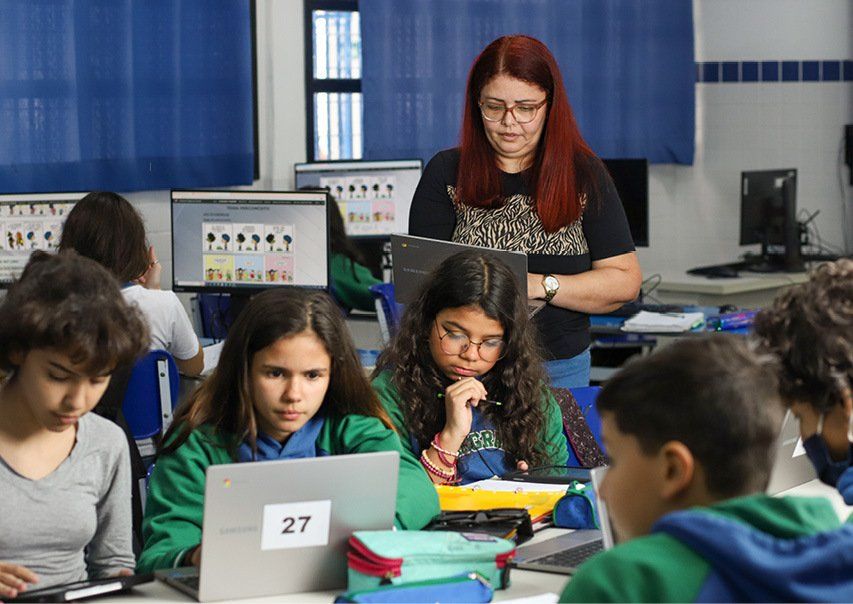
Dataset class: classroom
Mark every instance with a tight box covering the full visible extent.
[0,1,851,603]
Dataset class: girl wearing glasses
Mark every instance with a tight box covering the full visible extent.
[372,250,568,485]
[409,35,641,389]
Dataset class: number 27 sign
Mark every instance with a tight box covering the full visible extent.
[260,500,332,551]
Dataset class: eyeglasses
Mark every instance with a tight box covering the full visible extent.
[435,321,506,362]
[478,99,547,124]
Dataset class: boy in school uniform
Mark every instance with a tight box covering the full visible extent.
[754,259,852,506]
[560,335,853,603]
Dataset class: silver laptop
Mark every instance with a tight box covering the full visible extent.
[391,234,546,315]
[766,410,816,494]
[510,466,614,575]
[156,451,399,602]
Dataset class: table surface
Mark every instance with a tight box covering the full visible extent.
[99,479,849,603]
[653,270,809,295]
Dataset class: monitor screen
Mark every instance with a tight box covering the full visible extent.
[739,169,797,248]
[0,192,86,286]
[294,159,423,238]
[171,190,329,293]
[601,158,649,247]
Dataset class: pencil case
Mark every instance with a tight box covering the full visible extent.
[346,530,515,593]
[552,480,599,529]
[335,572,493,603]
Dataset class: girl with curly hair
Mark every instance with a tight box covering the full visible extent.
[753,258,853,502]
[372,250,568,484]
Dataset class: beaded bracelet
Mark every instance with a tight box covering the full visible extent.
[420,449,456,483]
[430,434,459,467]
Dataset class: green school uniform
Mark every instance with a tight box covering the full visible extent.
[560,495,851,602]
[371,370,569,479]
[137,413,439,573]
[330,254,381,312]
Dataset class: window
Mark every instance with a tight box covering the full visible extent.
[305,1,362,161]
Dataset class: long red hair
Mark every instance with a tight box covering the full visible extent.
[457,35,597,232]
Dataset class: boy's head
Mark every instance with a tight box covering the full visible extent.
[753,259,852,465]
[596,335,784,541]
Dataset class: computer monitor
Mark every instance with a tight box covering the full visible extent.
[171,190,329,294]
[601,158,649,247]
[739,168,804,272]
[294,160,422,238]
[0,192,86,286]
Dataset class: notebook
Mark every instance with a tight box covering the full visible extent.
[391,234,545,316]
[155,451,399,602]
[509,466,614,575]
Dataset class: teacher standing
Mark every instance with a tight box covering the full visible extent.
[409,35,642,388]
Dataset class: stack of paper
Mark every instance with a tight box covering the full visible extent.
[621,311,705,333]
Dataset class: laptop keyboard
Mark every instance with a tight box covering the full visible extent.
[170,574,200,592]
[528,540,603,568]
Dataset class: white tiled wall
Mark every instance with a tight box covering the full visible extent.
[129,0,852,290]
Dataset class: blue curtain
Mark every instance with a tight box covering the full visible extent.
[0,0,254,193]
[360,0,694,165]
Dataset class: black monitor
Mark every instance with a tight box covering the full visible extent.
[601,158,649,247]
[739,169,804,272]
[0,192,87,287]
[171,190,330,294]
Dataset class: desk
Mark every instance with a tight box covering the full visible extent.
[102,480,848,603]
[650,271,808,308]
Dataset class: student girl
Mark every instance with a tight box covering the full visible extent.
[372,250,569,485]
[0,251,148,598]
[59,191,204,375]
[137,287,439,573]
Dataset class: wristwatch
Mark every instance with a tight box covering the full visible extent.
[542,274,560,302]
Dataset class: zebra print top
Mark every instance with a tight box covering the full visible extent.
[409,148,634,359]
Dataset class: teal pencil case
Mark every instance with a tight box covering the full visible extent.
[346,530,515,592]
[335,572,493,603]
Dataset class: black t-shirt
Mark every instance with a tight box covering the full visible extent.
[409,148,635,360]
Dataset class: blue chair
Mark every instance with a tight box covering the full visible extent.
[197,293,233,339]
[369,282,404,343]
[552,385,606,468]
[122,350,179,458]
[570,386,603,453]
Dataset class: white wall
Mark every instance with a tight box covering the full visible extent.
[638,0,852,274]
[132,0,852,292]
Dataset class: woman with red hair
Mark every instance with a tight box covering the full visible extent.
[410,35,642,387]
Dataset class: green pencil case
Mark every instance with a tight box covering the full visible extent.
[346,530,515,592]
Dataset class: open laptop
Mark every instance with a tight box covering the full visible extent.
[510,466,614,575]
[156,451,399,602]
[766,410,817,494]
[391,234,546,315]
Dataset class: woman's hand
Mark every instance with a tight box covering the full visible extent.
[136,246,162,290]
[440,376,488,449]
[0,562,38,599]
[516,460,529,472]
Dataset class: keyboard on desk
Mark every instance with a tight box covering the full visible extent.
[511,531,604,575]
[526,540,603,569]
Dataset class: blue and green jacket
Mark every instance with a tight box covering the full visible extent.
[561,494,853,602]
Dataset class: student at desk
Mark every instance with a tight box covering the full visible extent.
[560,336,853,603]
[0,251,148,598]
[59,191,204,376]
[138,288,439,574]
[372,250,568,485]
[754,258,853,506]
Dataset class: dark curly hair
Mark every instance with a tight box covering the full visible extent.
[374,249,552,466]
[0,250,149,376]
[753,258,853,412]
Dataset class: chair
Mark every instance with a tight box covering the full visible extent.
[197,293,233,339]
[369,282,404,343]
[551,386,606,468]
[122,350,179,458]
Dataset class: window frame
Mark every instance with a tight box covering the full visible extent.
[303,0,361,162]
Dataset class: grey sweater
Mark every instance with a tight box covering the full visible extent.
[0,412,134,588]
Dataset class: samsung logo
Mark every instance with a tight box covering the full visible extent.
[219,525,258,535]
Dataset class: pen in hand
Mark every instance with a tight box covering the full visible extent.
[437,392,503,406]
